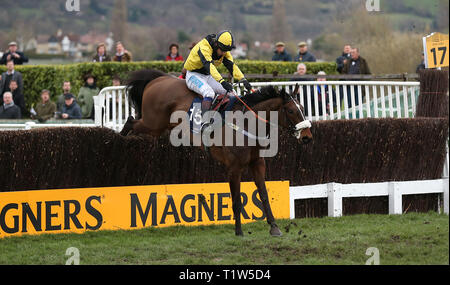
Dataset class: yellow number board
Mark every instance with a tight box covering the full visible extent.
[423,32,449,69]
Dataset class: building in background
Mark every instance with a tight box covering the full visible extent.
[24,29,114,60]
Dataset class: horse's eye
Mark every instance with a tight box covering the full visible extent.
[287,109,294,114]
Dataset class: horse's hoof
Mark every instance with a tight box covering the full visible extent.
[270,226,283,237]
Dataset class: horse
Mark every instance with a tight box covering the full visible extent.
[120,69,313,236]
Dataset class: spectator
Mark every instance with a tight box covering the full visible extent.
[93,43,111,63]
[293,63,307,77]
[0,42,29,65]
[416,52,425,73]
[31,89,56,122]
[342,48,371,75]
[0,92,21,119]
[77,74,99,119]
[165,43,184,62]
[292,63,313,84]
[292,63,314,116]
[272,42,292,62]
[336,44,352,74]
[61,93,82,120]
[8,80,25,115]
[314,71,338,116]
[294,42,316,62]
[113,41,132,62]
[0,60,23,96]
[342,48,371,108]
[57,81,73,112]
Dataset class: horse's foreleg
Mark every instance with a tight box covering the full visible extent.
[229,170,243,236]
[250,158,282,237]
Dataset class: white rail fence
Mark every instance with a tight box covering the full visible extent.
[94,81,421,132]
[236,81,420,121]
[289,179,449,218]
[94,86,135,132]
[0,122,96,131]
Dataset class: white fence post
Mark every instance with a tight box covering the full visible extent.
[443,144,449,179]
[93,93,105,127]
[388,182,402,214]
[444,178,449,215]
[327,183,342,217]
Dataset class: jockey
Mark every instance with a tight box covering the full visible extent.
[183,31,253,118]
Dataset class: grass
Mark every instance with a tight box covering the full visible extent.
[0,212,447,265]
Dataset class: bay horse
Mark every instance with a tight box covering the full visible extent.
[120,69,313,236]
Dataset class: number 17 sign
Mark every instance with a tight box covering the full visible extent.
[423,32,449,69]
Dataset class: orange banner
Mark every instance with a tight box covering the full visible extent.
[0,181,289,237]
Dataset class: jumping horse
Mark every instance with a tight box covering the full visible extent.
[120,69,313,236]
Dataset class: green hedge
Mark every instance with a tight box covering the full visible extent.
[0,61,337,114]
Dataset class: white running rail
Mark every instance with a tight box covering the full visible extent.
[94,81,421,132]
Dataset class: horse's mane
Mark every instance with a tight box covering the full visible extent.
[237,86,286,107]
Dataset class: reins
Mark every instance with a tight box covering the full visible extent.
[229,88,269,124]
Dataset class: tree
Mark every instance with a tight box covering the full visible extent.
[177,30,191,44]
[271,0,287,43]
[436,0,449,33]
[111,0,128,44]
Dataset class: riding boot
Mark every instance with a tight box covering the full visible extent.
[201,98,213,132]
[201,98,213,116]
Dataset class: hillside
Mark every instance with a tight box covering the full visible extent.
[0,0,447,61]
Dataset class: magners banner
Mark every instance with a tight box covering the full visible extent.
[0,181,289,238]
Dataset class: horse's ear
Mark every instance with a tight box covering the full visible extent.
[293,83,300,96]
[279,88,290,101]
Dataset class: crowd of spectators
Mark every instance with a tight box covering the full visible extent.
[284,43,374,117]
[0,40,135,122]
[0,38,425,122]
[272,41,317,62]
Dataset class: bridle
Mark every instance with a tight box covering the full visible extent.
[283,93,312,139]
[231,85,312,139]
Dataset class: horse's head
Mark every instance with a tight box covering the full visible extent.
[280,84,313,144]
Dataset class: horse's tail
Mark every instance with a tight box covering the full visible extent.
[126,69,167,118]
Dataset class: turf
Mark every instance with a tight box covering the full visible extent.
[0,212,448,265]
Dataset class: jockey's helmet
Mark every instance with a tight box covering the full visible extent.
[216,31,235,52]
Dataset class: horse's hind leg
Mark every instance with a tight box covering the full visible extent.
[120,116,136,136]
[120,116,162,137]
[250,158,282,237]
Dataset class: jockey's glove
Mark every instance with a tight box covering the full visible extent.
[242,79,253,92]
[220,80,234,93]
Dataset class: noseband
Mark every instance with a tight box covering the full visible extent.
[284,94,312,139]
